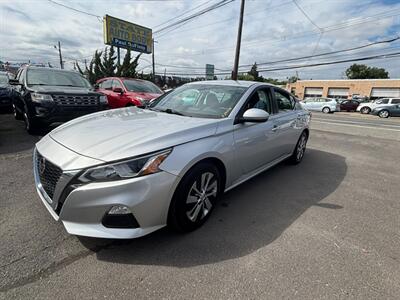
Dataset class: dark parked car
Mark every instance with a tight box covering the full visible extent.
[10,66,108,134]
[0,71,13,111]
[371,104,400,118]
[339,99,360,112]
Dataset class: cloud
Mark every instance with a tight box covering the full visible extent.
[1,0,400,79]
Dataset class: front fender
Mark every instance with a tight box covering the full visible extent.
[159,132,239,189]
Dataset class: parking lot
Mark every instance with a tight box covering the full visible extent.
[0,111,399,299]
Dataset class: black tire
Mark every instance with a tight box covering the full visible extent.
[378,110,390,118]
[289,131,308,165]
[322,107,330,114]
[23,111,40,134]
[168,162,222,233]
[13,104,23,120]
[360,107,371,114]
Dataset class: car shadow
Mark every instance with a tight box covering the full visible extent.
[0,113,52,155]
[78,148,346,267]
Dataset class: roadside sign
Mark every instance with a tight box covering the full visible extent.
[103,15,152,54]
[206,64,214,80]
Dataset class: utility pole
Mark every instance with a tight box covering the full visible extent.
[152,39,156,82]
[232,0,245,80]
[57,41,63,69]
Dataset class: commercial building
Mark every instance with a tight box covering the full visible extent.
[286,79,400,100]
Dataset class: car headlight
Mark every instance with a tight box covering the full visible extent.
[78,149,172,182]
[134,97,145,104]
[99,95,108,104]
[31,93,53,102]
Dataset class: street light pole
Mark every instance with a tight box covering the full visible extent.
[232,0,245,80]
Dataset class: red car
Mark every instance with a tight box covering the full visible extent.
[96,77,163,108]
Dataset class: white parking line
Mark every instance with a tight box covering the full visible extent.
[311,120,400,132]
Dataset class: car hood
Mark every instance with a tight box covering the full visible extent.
[29,85,99,95]
[49,107,220,162]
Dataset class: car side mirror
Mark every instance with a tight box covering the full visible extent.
[113,87,123,94]
[238,108,269,123]
[9,79,21,85]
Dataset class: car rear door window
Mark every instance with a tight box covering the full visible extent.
[377,99,389,104]
[391,99,400,104]
[274,89,294,112]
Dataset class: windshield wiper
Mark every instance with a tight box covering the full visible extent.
[163,108,185,116]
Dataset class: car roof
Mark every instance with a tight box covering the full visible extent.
[97,77,150,82]
[186,80,275,88]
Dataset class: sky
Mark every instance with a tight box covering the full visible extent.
[1,0,400,80]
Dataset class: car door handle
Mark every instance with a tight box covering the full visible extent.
[272,125,278,132]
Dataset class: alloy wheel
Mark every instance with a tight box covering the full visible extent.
[296,133,307,161]
[379,110,389,118]
[185,172,218,222]
[322,107,330,113]
[23,112,30,130]
[361,107,370,114]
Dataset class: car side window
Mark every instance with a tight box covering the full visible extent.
[245,88,273,114]
[274,89,294,112]
[101,80,112,90]
[112,80,123,90]
[377,98,389,104]
[391,99,400,104]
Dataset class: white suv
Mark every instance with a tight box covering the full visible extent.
[356,98,400,114]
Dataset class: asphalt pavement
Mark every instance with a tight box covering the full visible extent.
[0,112,399,299]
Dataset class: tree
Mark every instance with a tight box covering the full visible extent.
[116,48,141,78]
[237,73,255,81]
[100,46,116,77]
[345,64,389,79]
[287,75,299,83]
[76,47,142,84]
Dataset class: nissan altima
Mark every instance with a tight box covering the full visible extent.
[33,81,311,239]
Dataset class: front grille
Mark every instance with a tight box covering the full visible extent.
[36,152,63,200]
[52,94,99,106]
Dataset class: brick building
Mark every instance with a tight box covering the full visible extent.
[286,79,400,100]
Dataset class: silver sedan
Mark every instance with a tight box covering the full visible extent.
[33,80,311,239]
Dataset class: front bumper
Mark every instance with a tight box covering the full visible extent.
[33,147,180,239]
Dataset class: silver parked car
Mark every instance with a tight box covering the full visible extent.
[33,81,311,239]
[300,97,340,113]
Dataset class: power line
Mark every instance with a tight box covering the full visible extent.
[292,0,323,32]
[47,0,102,21]
[157,7,400,58]
[154,0,235,35]
[156,0,293,39]
[153,0,215,29]
[150,51,400,76]
[235,36,400,69]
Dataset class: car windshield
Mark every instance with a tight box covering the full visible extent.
[123,80,162,94]
[150,84,247,118]
[27,69,91,88]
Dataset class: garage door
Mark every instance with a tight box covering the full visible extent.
[328,88,349,99]
[304,87,323,98]
[370,88,400,98]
